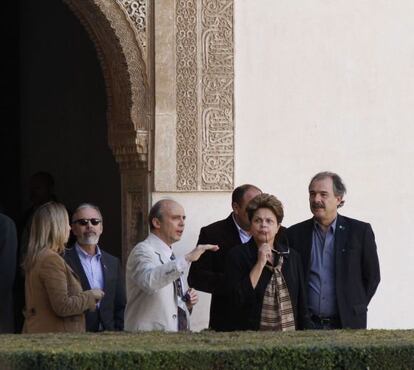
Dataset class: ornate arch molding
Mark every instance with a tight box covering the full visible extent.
[62,0,153,260]
[63,0,150,167]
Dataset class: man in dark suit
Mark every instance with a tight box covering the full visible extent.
[188,184,263,331]
[0,213,17,333]
[287,172,380,329]
[64,203,125,331]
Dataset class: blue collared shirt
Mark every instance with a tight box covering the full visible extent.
[75,243,104,291]
[308,218,338,317]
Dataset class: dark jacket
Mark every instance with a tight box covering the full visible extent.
[188,214,241,331]
[286,214,381,329]
[225,239,310,331]
[0,213,17,333]
[189,214,287,331]
[64,246,126,331]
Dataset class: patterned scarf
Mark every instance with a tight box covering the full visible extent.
[259,255,296,331]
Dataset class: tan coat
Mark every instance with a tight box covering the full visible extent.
[23,249,97,333]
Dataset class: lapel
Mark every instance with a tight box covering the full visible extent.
[334,214,349,270]
[226,214,243,245]
[148,233,171,265]
[148,233,185,310]
[245,239,258,263]
[100,251,108,288]
[65,247,92,290]
[302,218,314,273]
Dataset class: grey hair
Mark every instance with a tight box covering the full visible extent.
[72,203,103,222]
[309,171,346,208]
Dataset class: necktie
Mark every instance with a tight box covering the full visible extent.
[170,253,188,331]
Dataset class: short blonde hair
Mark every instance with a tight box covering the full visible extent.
[246,193,284,225]
[23,202,69,272]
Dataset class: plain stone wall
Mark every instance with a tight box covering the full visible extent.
[154,1,414,330]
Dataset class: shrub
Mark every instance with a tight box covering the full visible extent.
[0,330,413,370]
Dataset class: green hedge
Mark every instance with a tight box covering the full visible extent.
[0,330,413,370]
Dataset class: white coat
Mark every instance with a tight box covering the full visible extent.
[124,233,190,331]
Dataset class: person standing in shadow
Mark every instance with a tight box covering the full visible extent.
[0,212,18,333]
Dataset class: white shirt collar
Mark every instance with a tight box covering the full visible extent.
[149,232,174,259]
[232,213,251,244]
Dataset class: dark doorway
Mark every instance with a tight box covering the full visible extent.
[0,1,19,220]
[19,0,122,258]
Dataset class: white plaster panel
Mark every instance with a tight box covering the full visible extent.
[154,114,177,191]
[154,0,177,191]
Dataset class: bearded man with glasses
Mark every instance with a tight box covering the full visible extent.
[64,203,126,332]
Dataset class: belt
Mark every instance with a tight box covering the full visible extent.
[311,315,340,325]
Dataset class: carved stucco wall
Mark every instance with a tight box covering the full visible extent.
[63,0,235,195]
[59,0,234,260]
[155,0,234,192]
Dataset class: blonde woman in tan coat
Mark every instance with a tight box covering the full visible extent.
[22,202,104,333]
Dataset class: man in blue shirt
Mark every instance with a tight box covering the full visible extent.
[287,172,380,329]
[64,203,126,332]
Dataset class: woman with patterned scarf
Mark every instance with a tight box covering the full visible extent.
[225,193,310,331]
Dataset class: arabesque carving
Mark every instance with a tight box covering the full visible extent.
[125,190,146,257]
[175,0,234,191]
[118,0,146,31]
[116,0,147,60]
[176,0,199,190]
[201,0,234,189]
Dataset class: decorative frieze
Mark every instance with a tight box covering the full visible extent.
[176,0,234,191]
[201,0,234,190]
[116,0,147,59]
[176,0,199,190]
[118,0,146,31]
[125,190,145,256]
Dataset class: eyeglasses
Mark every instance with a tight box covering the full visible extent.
[72,218,102,226]
[272,247,290,255]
